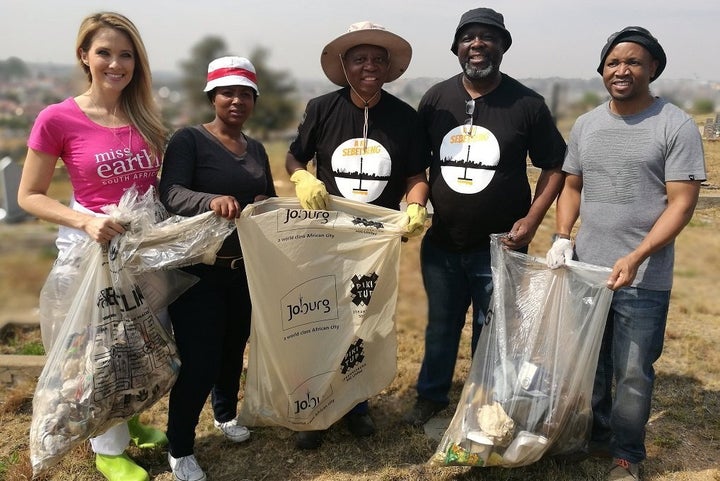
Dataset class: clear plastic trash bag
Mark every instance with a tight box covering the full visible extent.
[30,186,235,476]
[430,234,613,468]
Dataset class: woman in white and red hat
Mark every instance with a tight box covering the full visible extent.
[159,56,276,481]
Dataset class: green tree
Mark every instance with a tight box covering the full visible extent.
[246,46,297,139]
[179,39,297,136]
[180,36,229,124]
[692,98,715,115]
[0,57,30,81]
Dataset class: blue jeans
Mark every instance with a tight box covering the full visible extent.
[592,287,670,463]
[416,237,494,405]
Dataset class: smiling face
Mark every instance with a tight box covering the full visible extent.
[343,44,390,99]
[602,41,658,112]
[456,24,504,81]
[80,27,135,95]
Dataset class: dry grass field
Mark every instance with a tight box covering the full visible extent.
[1,139,719,481]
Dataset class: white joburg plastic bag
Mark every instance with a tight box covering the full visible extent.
[431,234,613,468]
[236,196,407,430]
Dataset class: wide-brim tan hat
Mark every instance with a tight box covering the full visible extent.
[321,21,412,86]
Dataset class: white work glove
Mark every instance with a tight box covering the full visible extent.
[546,238,574,269]
[290,169,329,210]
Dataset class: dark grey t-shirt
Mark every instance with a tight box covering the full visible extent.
[159,125,276,256]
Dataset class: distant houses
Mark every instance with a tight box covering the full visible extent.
[702,114,720,140]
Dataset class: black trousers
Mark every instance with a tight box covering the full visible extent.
[166,262,251,457]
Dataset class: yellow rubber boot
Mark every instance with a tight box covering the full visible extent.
[127,415,168,449]
[95,452,150,481]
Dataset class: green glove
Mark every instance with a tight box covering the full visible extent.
[290,169,329,210]
[405,203,428,237]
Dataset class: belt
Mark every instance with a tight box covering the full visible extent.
[214,255,244,269]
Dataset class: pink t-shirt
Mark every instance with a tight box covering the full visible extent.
[27,97,161,213]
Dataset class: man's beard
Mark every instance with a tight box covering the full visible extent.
[463,61,495,80]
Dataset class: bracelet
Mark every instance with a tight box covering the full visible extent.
[552,233,572,242]
[407,202,426,208]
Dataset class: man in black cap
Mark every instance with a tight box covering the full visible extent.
[403,7,566,426]
[546,26,705,481]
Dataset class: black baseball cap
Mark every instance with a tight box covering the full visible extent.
[597,26,666,81]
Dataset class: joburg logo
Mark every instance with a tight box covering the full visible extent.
[278,208,338,232]
[350,273,378,306]
[340,338,366,374]
[285,295,332,323]
[281,276,339,330]
[282,209,331,224]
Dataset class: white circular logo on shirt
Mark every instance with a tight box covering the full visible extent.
[331,138,391,203]
[440,125,500,194]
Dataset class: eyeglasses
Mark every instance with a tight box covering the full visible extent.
[463,99,475,135]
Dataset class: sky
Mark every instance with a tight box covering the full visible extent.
[2,0,720,83]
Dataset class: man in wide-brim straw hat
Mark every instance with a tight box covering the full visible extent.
[320,21,412,87]
[285,21,430,449]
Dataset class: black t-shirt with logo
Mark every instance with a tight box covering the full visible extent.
[289,87,428,210]
[419,73,566,251]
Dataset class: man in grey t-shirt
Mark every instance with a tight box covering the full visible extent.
[546,26,705,481]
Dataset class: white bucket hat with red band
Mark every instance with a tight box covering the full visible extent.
[203,56,259,95]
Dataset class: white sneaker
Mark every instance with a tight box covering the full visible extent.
[168,453,206,481]
[214,418,251,443]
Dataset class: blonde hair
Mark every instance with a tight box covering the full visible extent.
[75,12,167,157]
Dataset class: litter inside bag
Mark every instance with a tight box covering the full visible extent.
[431,234,613,468]
[30,186,236,476]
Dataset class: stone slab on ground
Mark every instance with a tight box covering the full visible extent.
[0,354,45,390]
[424,416,451,442]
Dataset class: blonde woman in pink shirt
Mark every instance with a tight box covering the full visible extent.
[18,12,167,481]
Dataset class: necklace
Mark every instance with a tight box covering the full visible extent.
[338,55,382,154]
[85,92,133,159]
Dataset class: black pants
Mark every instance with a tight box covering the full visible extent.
[166,262,251,457]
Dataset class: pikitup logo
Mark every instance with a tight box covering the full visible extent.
[350,273,378,306]
[341,338,365,374]
[351,216,384,229]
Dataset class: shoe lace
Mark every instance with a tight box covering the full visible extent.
[179,455,200,473]
[614,458,631,470]
[218,418,237,429]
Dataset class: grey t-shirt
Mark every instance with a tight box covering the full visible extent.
[563,98,706,290]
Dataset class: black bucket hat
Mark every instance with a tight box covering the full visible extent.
[597,26,666,82]
[451,7,512,54]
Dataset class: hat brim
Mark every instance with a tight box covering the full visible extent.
[203,76,259,95]
[597,31,666,82]
[321,29,412,86]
